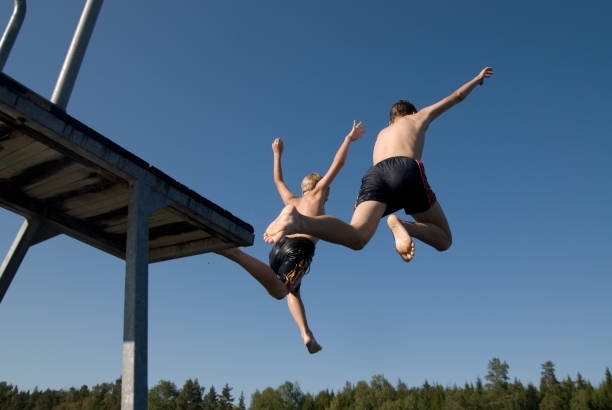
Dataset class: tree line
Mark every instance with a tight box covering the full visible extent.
[1,359,611,409]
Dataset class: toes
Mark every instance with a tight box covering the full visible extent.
[399,240,414,262]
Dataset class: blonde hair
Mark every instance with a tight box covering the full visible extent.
[301,173,322,193]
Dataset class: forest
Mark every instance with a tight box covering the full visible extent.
[1,359,611,409]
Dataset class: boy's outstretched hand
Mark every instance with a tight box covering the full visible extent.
[347,120,366,142]
[478,67,494,85]
[272,137,284,155]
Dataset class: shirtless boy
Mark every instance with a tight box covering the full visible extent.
[264,67,494,262]
[216,121,365,353]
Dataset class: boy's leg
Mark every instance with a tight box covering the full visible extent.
[395,201,452,251]
[215,248,288,299]
[346,200,387,248]
[264,201,386,250]
[286,290,322,354]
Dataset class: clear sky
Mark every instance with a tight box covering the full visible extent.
[1,0,611,402]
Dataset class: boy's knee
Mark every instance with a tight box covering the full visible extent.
[436,234,452,251]
[348,234,369,251]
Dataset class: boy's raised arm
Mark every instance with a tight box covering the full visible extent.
[272,138,297,205]
[420,67,494,123]
[316,120,366,191]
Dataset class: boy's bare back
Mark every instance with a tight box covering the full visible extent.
[373,67,494,166]
[373,113,430,164]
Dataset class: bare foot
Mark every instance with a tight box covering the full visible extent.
[264,204,301,243]
[303,332,322,354]
[386,215,415,262]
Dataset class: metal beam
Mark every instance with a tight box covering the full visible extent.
[121,181,168,410]
[150,236,228,263]
[0,216,58,303]
[0,180,126,259]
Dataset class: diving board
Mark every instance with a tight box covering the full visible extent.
[0,72,253,263]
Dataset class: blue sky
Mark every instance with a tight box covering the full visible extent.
[1,0,611,402]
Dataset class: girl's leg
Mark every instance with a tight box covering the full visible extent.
[286,290,322,354]
[215,248,287,299]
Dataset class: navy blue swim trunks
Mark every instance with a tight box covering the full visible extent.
[269,236,315,293]
[354,156,437,217]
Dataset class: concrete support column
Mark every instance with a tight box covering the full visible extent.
[121,181,167,410]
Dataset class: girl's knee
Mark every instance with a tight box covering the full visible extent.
[269,287,288,300]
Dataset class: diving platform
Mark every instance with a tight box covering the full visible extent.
[0,73,253,408]
[0,72,253,264]
[0,2,254,408]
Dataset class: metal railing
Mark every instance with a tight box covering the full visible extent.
[51,0,104,109]
[0,0,104,110]
[0,0,26,71]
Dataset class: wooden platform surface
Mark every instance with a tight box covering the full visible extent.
[0,73,253,262]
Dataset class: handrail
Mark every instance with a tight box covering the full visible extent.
[0,0,26,71]
[51,0,103,110]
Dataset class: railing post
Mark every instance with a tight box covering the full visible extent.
[51,0,103,109]
[0,0,26,71]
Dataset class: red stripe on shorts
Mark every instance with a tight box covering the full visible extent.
[415,159,437,207]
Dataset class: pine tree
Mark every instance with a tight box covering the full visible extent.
[87,381,118,410]
[576,373,587,390]
[476,377,484,395]
[525,383,539,410]
[328,382,354,410]
[149,380,179,410]
[561,376,576,407]
[177,378,204,410]
[539,361,566,410]
[250,387,283,410]
[353,380,375,409]
[313,389,333,410]
[540,361,558,392]
[370,375,396,406]
[235,392,246,410]
[33,388,62,410]
[278,381,304,409]
[593,368,612,410]
[485,357,510,390]
[0,382,16,409]
[300,392,315,410]
[202,385,218,410]
[218,384,233,410]
[570,389,592,410]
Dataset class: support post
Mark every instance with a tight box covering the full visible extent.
[0,217,58,304]
[121,181,167,410]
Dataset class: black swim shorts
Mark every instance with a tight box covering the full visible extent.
[269,236,315,293]
[354,156,437,216]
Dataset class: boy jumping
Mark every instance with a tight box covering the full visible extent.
[216,121,365,353]
[264,67,494,262]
